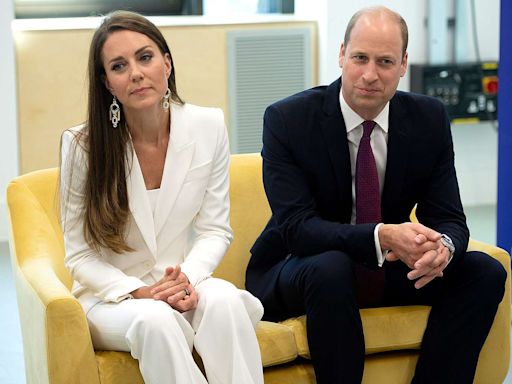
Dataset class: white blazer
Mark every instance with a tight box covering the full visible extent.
[60,103,233,313]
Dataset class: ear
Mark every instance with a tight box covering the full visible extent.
[339,43,346,68]
[164,53,172,79]
[102,75,114,95]
[400,52,408,77]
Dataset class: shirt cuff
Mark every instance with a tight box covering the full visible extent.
[374,223,387,267]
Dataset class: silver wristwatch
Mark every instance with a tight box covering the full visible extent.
[440,234,455,257]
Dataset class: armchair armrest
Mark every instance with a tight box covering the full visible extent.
[467,239,511,381]
[12,253,100,384]
[8,174,100,384]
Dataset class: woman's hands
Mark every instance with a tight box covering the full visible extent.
[130,265,198,312]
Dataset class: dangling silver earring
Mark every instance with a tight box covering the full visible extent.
[110,96,120,128]
[162,88,171,110]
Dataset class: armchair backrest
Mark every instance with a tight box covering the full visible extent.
[214,153,271,288]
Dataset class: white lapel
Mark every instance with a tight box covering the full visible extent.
[126,146,158,257]
[154,103,195,236]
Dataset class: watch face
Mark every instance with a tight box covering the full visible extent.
[441,235,455,253]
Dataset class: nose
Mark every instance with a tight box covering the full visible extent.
[130,63,144,82]
[362,61,378,83]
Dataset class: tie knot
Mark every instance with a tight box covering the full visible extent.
[362,120,376,138]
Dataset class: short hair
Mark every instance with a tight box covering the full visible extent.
[343,6,408,58]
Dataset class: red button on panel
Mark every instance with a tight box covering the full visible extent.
[482,76,498,95]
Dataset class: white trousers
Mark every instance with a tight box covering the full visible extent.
[87,278,264,384]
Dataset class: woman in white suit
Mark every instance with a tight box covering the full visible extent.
[60,10,264,384]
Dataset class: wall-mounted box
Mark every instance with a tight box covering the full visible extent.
[410,62,498,123]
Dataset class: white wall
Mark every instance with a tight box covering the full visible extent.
[1,1,19,241]
[295,0,500,208]
[295,0,428,87]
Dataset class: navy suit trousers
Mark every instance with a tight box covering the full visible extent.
[271,250,506,384]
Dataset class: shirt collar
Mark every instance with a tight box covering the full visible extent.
[339,89,390,134]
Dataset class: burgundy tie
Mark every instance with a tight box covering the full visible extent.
[354,120,385,307]
[356,120,381,224]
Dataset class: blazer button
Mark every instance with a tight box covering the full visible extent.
[143,261,152,268]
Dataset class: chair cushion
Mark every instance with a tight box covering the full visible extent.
[256,321,298,366]
[94,320,297,383]
[95,351,143,384]
[280,305,430,358]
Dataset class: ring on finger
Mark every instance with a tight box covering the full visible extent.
[184,287,190,296]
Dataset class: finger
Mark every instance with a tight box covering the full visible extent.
[431,249,448,269]
[385,251,399,262]
[408,267,428,281]
[175,271,189,285]
[154,282,188,300]
[172,297,195,313]
[181,271,190,284]
[151,278,179,295]
[151,281,168,295]
[413,259,447,288]
[414,233,427,244]
[167,265,181,281]
[165,283,192,305]
[414,274,437,289]
[386,251,417,269]
[414,249,439,270]
[414,240,441,256]
[399,252,419,269]
[408,256,437,281]
[177,292,198,312]
[414,224,441,242]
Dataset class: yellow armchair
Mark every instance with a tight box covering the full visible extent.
[7,154,510,384]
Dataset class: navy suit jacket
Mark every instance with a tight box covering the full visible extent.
[246,78,469,316]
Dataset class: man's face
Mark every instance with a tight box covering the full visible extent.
[339,13,407,120]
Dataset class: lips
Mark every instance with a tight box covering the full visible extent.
[131,87,150,95]
[356,86,381,95]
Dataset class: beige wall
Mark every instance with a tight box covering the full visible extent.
[15,21,317,173]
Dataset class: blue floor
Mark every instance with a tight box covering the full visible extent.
[0,205,510,383]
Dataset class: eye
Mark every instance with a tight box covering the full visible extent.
[140,52,153,62]
[379,58,395,66]
[111,62,125,72]
[353,55,367,62]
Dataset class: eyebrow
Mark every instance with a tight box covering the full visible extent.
[107,45,152,65]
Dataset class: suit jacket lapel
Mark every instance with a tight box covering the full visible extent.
[381,94,409,220]
[154,103,195,236]
[320,78,353,221]
[126,147,158,257]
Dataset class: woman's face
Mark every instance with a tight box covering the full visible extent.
[102,30,171,114]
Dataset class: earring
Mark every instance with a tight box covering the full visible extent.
[162,88,171,110]
[109,96,120,128]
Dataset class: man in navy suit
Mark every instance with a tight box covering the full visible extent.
[246,6,505,383]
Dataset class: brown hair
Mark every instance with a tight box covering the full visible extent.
[344,6,409,58]
[70,10,183,253]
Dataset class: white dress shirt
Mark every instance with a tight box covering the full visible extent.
[339,91,389,266]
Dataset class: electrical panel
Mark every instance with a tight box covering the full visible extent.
[410,62,498,123]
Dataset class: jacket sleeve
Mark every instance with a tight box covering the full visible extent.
[60,129,146,302]
[179,109,234,285]
[261,104,378,267]
[415,107,469,267]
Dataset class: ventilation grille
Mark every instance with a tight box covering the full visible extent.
[228,28,312,153]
